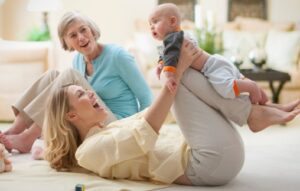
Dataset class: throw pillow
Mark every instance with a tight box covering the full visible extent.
[222,30,267,68]
[235,17,272,32]
[265,30,300,72]
[235,17,294,32]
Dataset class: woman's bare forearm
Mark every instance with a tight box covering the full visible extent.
[144,73,181,133]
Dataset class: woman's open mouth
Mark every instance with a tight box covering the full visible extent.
[80,41,89,48]
[93,102,99,108]
[93,101,104,111]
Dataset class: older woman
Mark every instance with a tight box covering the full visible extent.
[43,41,300,186]
[0,11,152,153]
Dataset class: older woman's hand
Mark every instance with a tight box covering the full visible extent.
[176,39,201,78]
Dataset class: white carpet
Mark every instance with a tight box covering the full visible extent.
[1,117,300,191]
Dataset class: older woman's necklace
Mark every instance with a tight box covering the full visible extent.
[85,44,103,77]
[85,61,94,77]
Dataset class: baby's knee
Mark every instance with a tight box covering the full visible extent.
[214,84,236,99]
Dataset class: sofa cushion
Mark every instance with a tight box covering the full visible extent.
[265,30,300,73]
[0,62,44,93]
[222,30,267,68]
[0,40,52,121]
[235,17,272,32]
[235,17,294,32]
[0,40,49,62]
[0,93,19,121]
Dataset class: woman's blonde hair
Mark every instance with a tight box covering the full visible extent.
[57,11,101,51]
[43,85,81,171]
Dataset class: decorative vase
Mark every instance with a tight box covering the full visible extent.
[248,48,267,71]
[230,53,243,69]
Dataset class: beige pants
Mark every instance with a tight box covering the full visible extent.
[12,69,116,128]
[172,68,251,186]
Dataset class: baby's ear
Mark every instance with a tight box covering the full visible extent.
[170,16,178,26]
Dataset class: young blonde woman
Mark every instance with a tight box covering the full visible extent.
[43,41,300,186]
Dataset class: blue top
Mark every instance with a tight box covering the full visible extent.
[73,44,153,119]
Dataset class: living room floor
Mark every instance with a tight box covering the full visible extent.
[1,116,300,191]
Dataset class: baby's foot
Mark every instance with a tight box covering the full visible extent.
[248,106,300,132]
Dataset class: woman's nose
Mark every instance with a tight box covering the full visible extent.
[87,90,94,98]
[78,33,85,41]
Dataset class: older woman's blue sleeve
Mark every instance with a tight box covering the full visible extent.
[115,49,153,110]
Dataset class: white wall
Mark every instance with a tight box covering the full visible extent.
[199,0,300,25]
[0,0,299,70]
[2,0,300,42]
[268,0,300,22]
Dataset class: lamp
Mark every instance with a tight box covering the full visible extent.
[27,0,62,40]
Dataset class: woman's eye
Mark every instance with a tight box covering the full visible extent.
[78,91,85,98]
[81,27,87,33]
[70,34,76,39]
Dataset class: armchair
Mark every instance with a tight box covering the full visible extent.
[0,40,54,121]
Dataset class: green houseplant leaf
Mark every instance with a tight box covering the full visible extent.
[27,27,51,41]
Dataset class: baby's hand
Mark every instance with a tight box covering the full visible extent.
[164,72,177,93]
[166,78,177,93]
[156,64,163,79]
[258,88,269,105]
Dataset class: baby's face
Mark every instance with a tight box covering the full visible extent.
[149,10,174,41]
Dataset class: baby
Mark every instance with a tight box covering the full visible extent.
[148,3,268,104]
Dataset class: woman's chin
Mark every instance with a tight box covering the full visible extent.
[99,110,109,122]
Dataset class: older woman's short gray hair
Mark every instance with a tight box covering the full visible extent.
[57,11,101,51]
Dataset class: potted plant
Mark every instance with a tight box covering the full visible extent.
[26,27,50,41]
